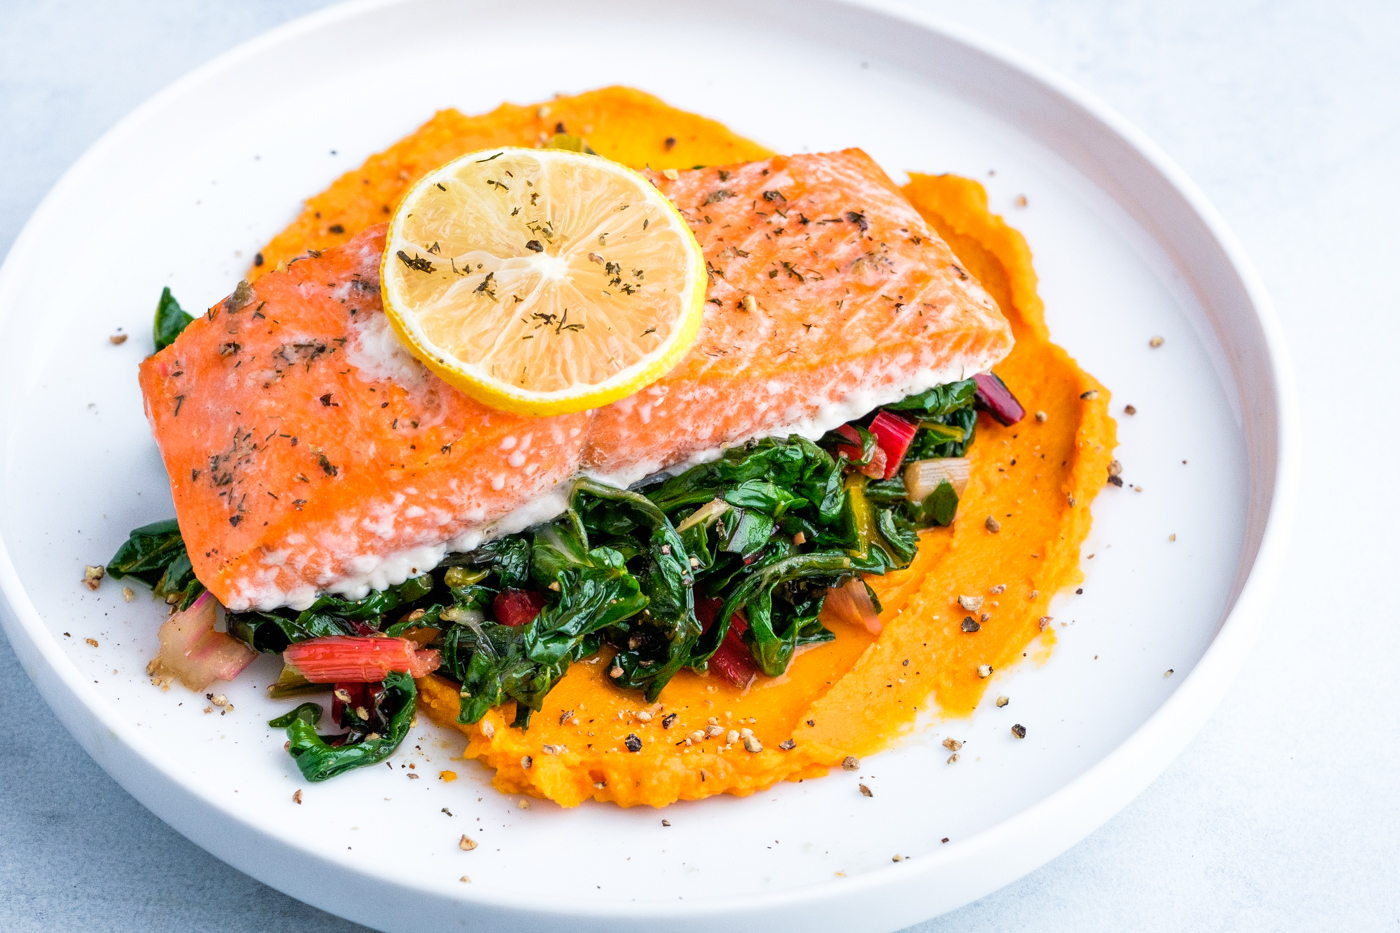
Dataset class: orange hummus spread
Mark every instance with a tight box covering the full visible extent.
[256,86,1116,807]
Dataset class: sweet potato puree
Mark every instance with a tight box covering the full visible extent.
[256,87,1116,807]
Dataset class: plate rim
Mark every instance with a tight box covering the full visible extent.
[0,0,1298,927]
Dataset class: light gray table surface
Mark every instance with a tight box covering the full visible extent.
[2,1,1397,930]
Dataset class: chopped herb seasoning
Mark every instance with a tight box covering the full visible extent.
[474,272,497,300]
[225,280,256,313]
[396,250,434,273]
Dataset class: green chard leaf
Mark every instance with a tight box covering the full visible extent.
[107,518,204,609]
[274,671,416,782]
[647,436,838,515]
[924,480,960,527]
[882,378,977,418]
[700,551,854,677]
[441,535,532,589]
[568,478,698,702]
[153,287,194,352]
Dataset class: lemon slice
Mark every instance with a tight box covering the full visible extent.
[381,147,706,416]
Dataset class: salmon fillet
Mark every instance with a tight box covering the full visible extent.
[140,150,1013,611]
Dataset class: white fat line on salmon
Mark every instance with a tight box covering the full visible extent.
[588,355,999,489]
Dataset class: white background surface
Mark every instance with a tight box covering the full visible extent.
[0,1,1394,931]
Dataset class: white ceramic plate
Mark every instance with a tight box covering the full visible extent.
[0,1,1294,930]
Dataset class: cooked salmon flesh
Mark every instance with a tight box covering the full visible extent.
[139,149,1013,611]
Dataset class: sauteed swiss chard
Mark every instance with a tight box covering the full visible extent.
[112,370,1009,782]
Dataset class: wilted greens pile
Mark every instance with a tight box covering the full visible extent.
[115,375,980,779]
